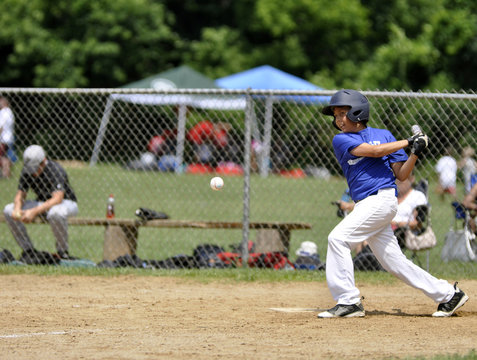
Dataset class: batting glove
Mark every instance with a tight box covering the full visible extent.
[411,135,428,157]
[407,133,423,146]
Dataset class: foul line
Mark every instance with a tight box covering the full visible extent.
[0,329,103,339]
[269,307,321,313]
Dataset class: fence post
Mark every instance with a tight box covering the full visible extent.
[241,91,254,266]
[175,104,188,173]
[260,96,274,177]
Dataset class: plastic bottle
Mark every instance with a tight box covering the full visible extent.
[106,194,115,219]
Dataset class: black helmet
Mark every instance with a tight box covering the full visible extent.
[322,89,369,130]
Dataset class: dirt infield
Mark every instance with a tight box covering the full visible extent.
[1,275,476,359]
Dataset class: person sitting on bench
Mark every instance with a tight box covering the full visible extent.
[3,145,79,260]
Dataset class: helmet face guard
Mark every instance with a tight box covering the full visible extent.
[322,89,369,130]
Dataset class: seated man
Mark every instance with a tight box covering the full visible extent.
[462,182,477,235]
[391,174,428,248]
[3,145,79,260]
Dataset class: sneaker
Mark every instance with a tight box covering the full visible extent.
[432,282,469,317]
[318,301,365,318]
[57,251,78,260]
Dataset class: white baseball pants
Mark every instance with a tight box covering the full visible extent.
[326,188,454,305]
[4,199,79,253]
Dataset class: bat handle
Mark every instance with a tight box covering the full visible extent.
[411,124,421,136]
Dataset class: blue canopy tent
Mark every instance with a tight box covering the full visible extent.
[216,65,330,176]
[216,65,329,103]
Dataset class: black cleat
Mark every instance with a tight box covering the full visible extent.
[318,301,365,318]
[432,282,469,317]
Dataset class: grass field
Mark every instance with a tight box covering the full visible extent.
[1,161,476,278]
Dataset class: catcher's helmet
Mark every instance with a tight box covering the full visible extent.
[322,89,369,130]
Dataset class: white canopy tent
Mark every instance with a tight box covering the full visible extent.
[89,93,247,170]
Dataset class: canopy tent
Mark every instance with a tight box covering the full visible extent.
[216,65,330,176]
[216,65,329,103]
[122,65,220,90]
[90,66,246,167]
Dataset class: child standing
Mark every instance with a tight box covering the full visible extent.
[318,89,468,318]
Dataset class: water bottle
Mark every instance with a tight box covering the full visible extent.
[106,194,115,219]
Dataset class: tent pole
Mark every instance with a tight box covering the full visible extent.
[175,104,187,173]
[90,96,114,167]
[260,97,274,177]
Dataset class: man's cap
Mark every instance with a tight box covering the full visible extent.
[23,145,46,174]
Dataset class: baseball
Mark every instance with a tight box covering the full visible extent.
[210,176,224,191]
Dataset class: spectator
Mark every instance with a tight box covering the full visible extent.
[391,174,428,249]
[458,147,477,194]
[435,147,457,200]
[187,120,231,166]
[147,129,180,172]
[3,145,79,260]
[0,96,14,178]
[462,182,477,235]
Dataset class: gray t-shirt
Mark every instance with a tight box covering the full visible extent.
[19,160,77,202]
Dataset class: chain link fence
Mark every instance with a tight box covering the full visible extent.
[0,88,476,274]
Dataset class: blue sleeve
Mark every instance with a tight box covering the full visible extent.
[332,133,363,159]
[385,131,408,163]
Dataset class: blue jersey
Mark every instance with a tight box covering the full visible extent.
[332,127,407,202]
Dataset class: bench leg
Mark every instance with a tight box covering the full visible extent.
[254,228,290,255]
[103,225,139,261]
[278,227,291,256]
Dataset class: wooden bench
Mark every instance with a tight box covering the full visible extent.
[0,216,312,261]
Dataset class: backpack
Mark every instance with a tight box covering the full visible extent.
[193,244,229,268]
[145,255,196,269]
[353,245,384,271]
[18,249,60,266]
[0,249,15,264]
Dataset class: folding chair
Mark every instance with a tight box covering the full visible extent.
[441,202,477,262]
[404,179,436,271]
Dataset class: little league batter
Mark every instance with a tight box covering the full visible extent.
[319,89,469,318]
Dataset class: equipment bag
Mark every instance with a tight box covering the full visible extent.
[441,229,477,262]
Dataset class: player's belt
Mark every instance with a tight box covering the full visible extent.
[355,190,379,203]
[356,188,396,203]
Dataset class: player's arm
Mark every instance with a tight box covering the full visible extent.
[463,184,477,212]
[21,191,64,223]
[339,200,355,212]
[351,128,428,159]
[350,140,409,158]
[390,156,419,181]
[12,190,26,220]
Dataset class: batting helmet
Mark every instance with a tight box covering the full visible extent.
[322,89,369,130]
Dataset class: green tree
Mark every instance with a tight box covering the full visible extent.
[0,0,182,87]
[1,0,477,90]
[238,0,371,76]
[184,26,251,79]
[316,0,477,90]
